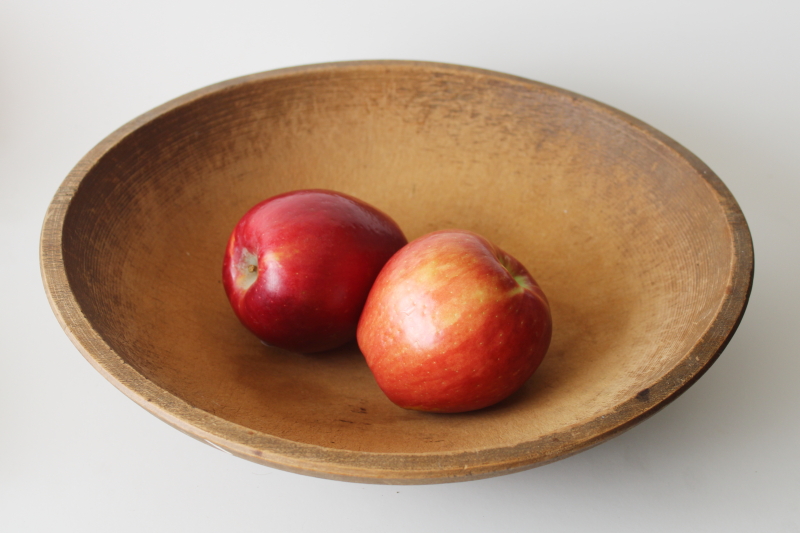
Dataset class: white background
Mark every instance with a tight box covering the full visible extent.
[2,1,798,531]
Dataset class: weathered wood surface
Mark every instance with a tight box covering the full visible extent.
[40,61,753,484]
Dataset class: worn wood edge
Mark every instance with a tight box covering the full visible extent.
[39,60,755,484]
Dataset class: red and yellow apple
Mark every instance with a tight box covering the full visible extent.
[222,189,407,353]
[357,230,551,413]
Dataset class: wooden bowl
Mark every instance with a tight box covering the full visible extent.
[40,61,753,484]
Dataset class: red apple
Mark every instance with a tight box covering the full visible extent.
[357,230,551,413]
[223,190,407,353]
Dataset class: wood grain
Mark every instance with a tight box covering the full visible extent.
[40,61,753,484]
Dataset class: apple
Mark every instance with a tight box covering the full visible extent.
[357,230,551,413]
[223,189,407,353]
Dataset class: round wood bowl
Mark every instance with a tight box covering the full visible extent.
[41,61,753,484]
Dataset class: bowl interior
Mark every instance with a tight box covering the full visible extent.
[49,62,748,481]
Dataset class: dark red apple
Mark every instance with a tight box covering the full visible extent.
[357,230,551,413]
[223,190,407,353]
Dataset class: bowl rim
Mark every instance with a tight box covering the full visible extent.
[39,60,754,484]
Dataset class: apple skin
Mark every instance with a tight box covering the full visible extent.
[357,230,551,413]
[222,190,407,353]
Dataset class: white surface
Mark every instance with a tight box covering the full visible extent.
[2,1,798,531]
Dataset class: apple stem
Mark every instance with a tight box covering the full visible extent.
[248,264,258,273]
